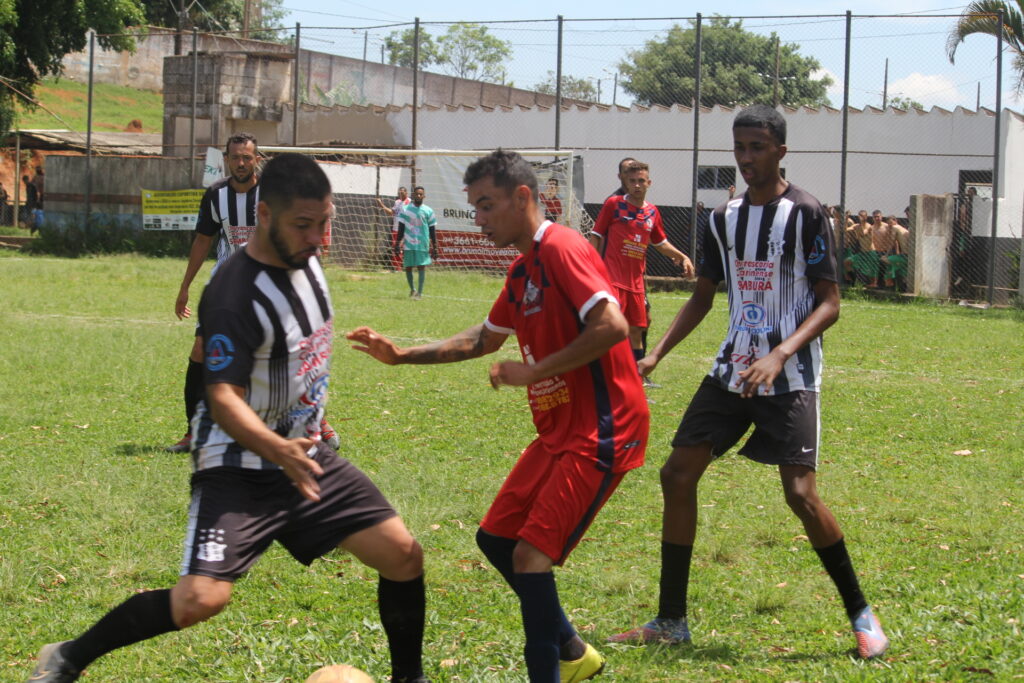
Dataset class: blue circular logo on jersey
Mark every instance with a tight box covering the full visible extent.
[205,334,235,372]
[807,235,826,265]
[741,301,767,327]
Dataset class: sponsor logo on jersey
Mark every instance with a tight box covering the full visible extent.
[205,334,235,371]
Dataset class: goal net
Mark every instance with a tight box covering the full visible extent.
[260,147,592,273]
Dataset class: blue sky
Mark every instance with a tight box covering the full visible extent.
[278,0,1018,111]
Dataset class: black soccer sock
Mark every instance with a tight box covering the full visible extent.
[641,327,649,356]
[813,537,868,621]
[62,589,179,671]
[184,359,205,431]
[657,541,694,620]
[378,574,426,682]
[475,529,580,656]
[632,347,644,370]
[514,572,561,683]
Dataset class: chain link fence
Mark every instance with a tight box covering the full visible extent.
[32,11,1024,304]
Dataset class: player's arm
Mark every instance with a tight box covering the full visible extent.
[175,232,215,320]
[429,223,438,257]
[640,276,717,377]
[393,223,405,253]
[376,197,394,215]
[348,323,508,365]
[206,382,323,501]
[588,199,614,253]
[653,240,695,278]
[735,278,840,398]
[489,298,627,388]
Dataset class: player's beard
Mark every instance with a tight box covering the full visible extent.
[269,216,316,269]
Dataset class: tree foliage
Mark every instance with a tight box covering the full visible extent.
[619,17,832,108]
[947,0,1024,93]
[139,0,287,41]
[383,23,513,84]
[0,0,144,134]
[534,71,598,101]
[888,95,925,110]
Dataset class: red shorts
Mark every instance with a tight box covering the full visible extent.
[480,439,626,565]
[614,286,648,328]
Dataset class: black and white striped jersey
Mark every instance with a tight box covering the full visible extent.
[191,250,333,471]
[196,178,260,265]
[699,183,837,395]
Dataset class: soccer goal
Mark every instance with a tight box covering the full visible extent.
[260,147,592,273]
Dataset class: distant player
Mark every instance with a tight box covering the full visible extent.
[608,105,890,661]
[349,149,649,682]
[540,176,562,222]
[167,132,337,453]
[589,161,694,383]
[393,186,438,299]
[28,154,429,683]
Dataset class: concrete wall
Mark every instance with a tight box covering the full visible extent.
[46,155,197,228]
[912,193,954,298]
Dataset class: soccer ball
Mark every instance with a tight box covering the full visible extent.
[304,664,375,683]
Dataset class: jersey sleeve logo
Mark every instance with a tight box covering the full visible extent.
[205,334,235,372]
[807,235,826,265]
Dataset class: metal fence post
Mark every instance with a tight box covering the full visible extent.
[689,13,702,258]
[839,10,852,266]
[86,31,95,227]
[555,15,563,151]
[190,28,198,185]
[293,23,300,146]
[987,9,1004,305]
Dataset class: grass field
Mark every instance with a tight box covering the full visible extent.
[14,78,163,133]
[1,253,1021,682]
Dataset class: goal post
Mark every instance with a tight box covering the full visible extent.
[259,147,592,273]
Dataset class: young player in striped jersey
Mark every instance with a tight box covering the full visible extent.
[349,149,649,682]
[29,154,429,683]
[609,105,890,660]
[168,133,338,453]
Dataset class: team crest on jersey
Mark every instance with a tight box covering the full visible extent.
[205,334,235,371]
[740,301,767,327]
[807,235,826,265]
[767,234,785,259]
[523,278,543,316]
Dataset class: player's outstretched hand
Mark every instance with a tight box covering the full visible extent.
[677,255,695,279]
[274,437,324,502]
[637,354,658,377]
[735,350,785,398]
[347,326,403,365]
[489,360,535,388]
[175,290,191,320]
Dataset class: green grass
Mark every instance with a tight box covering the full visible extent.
[15,78,163,133]
[0,253,1022,681]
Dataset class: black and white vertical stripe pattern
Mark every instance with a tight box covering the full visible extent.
[209,180,259,265]
[704,184,835,395]
[192,256,333,471]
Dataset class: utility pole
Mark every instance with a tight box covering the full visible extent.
[175,0,185,55]
[882,58,889,109]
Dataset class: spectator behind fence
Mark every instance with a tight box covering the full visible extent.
[843,210,876,286]
[883,214,911,291]
[22,175,40,234]
[952,187,976,298]
[0,182,9,226]
[871,211,899,290]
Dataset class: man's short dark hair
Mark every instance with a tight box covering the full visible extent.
[414,185,425,193]
[733,105,786,145]
[463,149,538,201]
[260,154,331,212]
[226,132,258,155]
[618,157,636,174]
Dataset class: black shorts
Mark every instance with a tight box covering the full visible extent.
[672,376,821,469]
[180,443,397,581]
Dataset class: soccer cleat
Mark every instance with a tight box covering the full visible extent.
[606,617,691,645]
[851,605,889,659]
[28,641,79,682]
[164,433,191,453]
[320,420,340,450]
[559,642,605,682]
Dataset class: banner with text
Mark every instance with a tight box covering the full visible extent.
[141,189,204,230]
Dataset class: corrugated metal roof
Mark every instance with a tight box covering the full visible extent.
[11,130,164,155]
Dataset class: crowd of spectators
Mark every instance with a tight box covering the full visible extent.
[832,206,911,291]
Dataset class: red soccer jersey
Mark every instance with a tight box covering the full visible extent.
[592,195,668,292]
[485,221,648,473]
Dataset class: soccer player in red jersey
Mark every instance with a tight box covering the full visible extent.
[589,162,694,376]
[348,149,649,682]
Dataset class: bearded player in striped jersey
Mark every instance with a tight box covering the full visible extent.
[609,105,889,660]
[168,133,339,454]
[28,154,428,683]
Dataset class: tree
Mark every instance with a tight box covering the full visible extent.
[0,0,144,134]
[139,0,287,41]
[534,71,598,101]
[436,23,512,83]
[619,17,832,108]
[383,27,438,69]
[947,1,1024,93]
[888,95,925,110]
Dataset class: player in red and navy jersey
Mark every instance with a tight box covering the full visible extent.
[609,105,889,661]
[348,149,649,682]
[28,154,428,683]
[589,161,694,380]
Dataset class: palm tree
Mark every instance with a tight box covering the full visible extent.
[946,1,1024,93]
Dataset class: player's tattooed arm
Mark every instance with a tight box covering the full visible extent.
[347,324,507,365]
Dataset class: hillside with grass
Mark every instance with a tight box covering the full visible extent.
[14,78,163,134]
